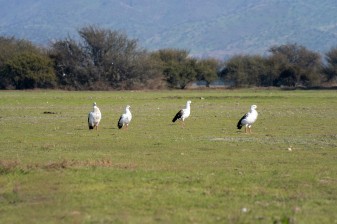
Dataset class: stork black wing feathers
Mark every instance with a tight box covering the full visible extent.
[117,116,123,129]
[172,110,183,122]
[237,114,247,129]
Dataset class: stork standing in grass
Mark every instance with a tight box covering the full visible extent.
[237,105,258,133]
[118,105,132,130]
[88,102,102,130]
[172,100,191,127]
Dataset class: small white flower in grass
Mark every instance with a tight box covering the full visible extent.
[241,207,248,213]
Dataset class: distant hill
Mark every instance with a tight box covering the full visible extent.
[1,0,337,59]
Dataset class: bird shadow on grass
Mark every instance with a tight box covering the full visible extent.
[43,111,59,114]
[104,127,118,130]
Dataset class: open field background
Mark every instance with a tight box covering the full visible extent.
[0,89,336,223]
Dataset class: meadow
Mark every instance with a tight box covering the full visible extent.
[0,89,336,224]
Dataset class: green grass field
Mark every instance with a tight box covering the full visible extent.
[0,89,336,224]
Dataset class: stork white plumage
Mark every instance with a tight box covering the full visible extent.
[88,102,102,130]
[237,105,258,133]
[118,105,132,130]
[172,100,191,127]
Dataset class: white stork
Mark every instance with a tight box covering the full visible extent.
[118,105,132,130]
[172,100,191,127]
[237,105,258,133]
[88,102,102,130]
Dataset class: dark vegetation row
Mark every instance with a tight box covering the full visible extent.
[1,25,337,90]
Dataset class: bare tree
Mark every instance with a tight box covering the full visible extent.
[49,25,162,90]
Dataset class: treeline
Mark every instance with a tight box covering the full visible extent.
[0,25,337,90]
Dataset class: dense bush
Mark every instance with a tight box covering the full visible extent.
[323,47,337,82]
[151,49,221,89]
[150,49,195,89]
[221,44,324,88]
[269,44,322,87]
[0,37,56,89]
[195,58,221,87]
[221,55,268,87]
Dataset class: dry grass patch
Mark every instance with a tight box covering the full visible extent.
[0,159,137,173]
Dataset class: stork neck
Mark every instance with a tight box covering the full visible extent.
[250,108,257,115]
